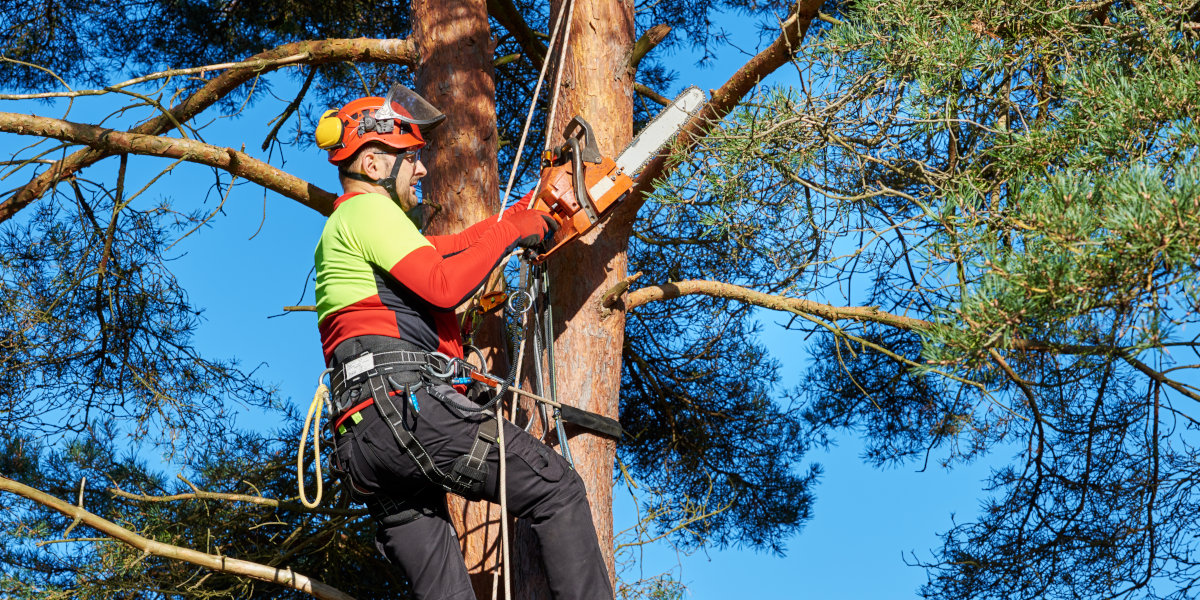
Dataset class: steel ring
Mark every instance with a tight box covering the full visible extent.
[507,290,533,313]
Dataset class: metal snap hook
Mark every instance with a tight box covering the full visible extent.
[423,352,458,379]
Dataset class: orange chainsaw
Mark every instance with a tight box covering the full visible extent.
[528,86,704,262]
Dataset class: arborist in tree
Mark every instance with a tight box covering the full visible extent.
[312,84,613,600]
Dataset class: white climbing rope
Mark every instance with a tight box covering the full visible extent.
[494,0,579,590]
[498,0,579,220]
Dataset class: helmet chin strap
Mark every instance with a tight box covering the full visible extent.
[340,155,407,206]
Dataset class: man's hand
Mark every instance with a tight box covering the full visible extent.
[510,189,536,212]
[508,209,559,249]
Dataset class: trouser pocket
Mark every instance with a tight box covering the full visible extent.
[510,435,565,483]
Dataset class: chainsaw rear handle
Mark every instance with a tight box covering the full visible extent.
[561,116,603,164]
[564,136,600,223]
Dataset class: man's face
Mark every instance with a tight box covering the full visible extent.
[364,148,426,211]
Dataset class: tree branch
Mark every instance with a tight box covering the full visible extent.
[0,112,337,215]
[622,279,1115,357]
[1122,354,1200,403]
[262,66,318,151]
[108,486,366,517]
[0,37,417,223]
[487,0,548,68]
[624,279,935,331]
[628,25,671,74]
[634,82,671,107]
[623,0,824,216]
[0,476,357,600]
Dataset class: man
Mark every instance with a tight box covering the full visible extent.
[312,84,613,600]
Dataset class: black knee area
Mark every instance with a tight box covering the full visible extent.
[367,488,447,528]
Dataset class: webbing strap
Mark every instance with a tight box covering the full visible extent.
[368,373,498,496]
[368,373,450,485]
[454,418,499,491]
[331,350,428,400]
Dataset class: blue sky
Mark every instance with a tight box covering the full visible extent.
[1,12,1006,599]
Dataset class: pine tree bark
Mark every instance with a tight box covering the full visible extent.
[414,0,632,597]
[411,1,507,597]
[512,1,635,597]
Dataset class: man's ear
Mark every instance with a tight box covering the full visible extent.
[357,151,377,179]
[362,148,391,178]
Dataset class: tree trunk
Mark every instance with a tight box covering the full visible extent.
[512,1,635,597]
[414,0,633,597]
[411,1,507,597]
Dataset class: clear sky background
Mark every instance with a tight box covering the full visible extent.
[4,10,1008,599]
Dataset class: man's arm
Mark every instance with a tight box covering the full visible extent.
[352,194,550,309]
[425,216,497,257]
[425,191,536,256]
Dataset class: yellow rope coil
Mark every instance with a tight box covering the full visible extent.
[298,374,332,509]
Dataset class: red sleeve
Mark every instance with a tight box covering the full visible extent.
[426,215,501,257]
[426,189,534,256]
[389,219,523,309]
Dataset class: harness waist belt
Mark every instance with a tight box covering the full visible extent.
[331,350,430,398]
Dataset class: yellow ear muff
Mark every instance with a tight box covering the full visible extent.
[315,109,345,150]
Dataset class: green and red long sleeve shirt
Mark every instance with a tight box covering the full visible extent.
[314,192,526,365]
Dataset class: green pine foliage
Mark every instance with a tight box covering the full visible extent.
[646,0,1200,597]
[7,0,1200,597]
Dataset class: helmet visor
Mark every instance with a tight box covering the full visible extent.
[377,84,446,132]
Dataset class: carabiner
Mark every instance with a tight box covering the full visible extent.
[423,352,459,380]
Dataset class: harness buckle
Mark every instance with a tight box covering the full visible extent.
[422,352,475,383]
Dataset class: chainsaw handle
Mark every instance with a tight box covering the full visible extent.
[562,116,602,164]
[564,137,600,223]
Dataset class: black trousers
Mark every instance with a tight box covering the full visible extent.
[333,380,613,600]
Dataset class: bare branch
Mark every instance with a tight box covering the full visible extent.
[108,486,367,517]
[625,279,1117,358]
[262,66,318,151]
[487,0,548,67]
[0,54,313,100]
[1123,354,1200,403]
[600,271,643,311]
[628,25,672,73]
[624,279,934,331]
[0,37,418,223]
[0,476,358,600]
[0,112,336,215]
[634,83,671,107]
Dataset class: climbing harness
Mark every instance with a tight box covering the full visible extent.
[326,350,507,494]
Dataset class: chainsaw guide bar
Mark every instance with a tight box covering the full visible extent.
[617,85,705,176]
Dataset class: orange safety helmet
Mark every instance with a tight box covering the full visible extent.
[315,83,446,165]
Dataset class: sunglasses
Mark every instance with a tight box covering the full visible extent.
[372,149,421,164]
